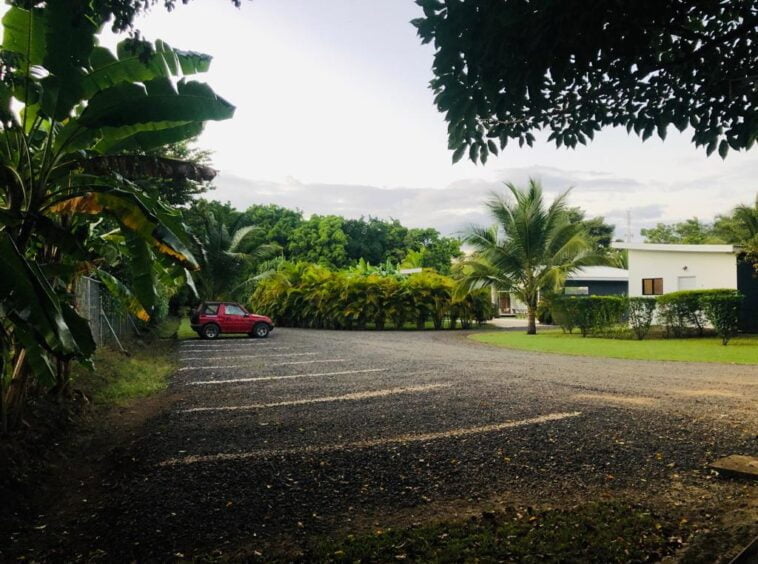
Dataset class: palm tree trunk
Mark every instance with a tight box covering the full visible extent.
[527,306,537,335]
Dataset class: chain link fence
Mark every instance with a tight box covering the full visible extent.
[75,276,135,348]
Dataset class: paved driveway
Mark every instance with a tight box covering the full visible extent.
[30,329,758,559]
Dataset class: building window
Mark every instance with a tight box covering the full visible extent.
[565,286,589,295]
[642,278,663,295]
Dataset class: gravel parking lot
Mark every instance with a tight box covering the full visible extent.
[17,328,758,559]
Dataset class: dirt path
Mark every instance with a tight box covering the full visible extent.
[5,329,757,560]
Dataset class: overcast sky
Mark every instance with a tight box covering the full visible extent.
[108,0,756,239]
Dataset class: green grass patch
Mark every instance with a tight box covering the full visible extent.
[305,502,686,563]
[471,329,758,365]
[73,341,176,406]
[177,316,197,340]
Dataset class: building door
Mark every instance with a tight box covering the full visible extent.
[677,276,696,291]
[498,293,511,314]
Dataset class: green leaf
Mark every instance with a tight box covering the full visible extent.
[78,78,235,129]
[12,325,56,387]
[43,0,97,77]
[51,187,199,269]
[1,7,46,68]
[96,268,151,321]
[718,139,729,159]
[451,145,466,163]
[124,233,158,316]
[184,268,199,299]
[0,232,82,357]
[95,121,204,153]
[81,39,212,101]
[60,302,96,358]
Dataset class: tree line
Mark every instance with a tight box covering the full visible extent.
[178,199,466,304]
[641,201,758,251]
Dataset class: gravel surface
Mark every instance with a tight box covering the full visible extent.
[8,329,757,560]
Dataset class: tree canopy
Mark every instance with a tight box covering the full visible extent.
[640,198,758,268]
[182,201,464,274]
[413,0,757,163]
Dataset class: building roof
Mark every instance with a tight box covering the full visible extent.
[567,266,629,282]
[612,242,741,254]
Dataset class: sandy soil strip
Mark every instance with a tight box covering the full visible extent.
[160,411,582,466]
[571,393,656,406]
[187,368,388,386]
[179,352,315,362]
[180,383,453,413]
[676,389,743,398]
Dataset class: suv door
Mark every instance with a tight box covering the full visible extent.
[220,303,248,333]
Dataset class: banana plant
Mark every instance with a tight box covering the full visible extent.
[0,0,234,427]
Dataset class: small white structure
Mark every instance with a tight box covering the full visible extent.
[612,243,740,296]
[493,265,629,316]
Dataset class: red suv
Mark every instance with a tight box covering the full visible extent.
[190,302,274,339]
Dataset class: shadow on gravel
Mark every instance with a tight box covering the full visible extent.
[7,403,753,561]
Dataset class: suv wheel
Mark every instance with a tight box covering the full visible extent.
[252,323,270,338]
[202,323,220,340]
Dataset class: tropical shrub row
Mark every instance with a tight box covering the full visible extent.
[551,296,628,337]
[250,263,494,330]
[551,289,744,344]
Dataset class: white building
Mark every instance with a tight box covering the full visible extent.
[611,243,740,297]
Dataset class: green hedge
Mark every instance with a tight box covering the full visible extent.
[702,292,743,345]
[553,296,626,337]
[250,263,494,330]
[657,289,739,337]
[552,289,745,343]
[627,297,657,340]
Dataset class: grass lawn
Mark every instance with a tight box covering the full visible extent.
[73,340,176,406]
[471,329,758,365]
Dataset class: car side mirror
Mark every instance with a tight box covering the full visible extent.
[244,313,249,317]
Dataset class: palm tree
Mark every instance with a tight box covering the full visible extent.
[195,213,279,300]
[459,179,600,334]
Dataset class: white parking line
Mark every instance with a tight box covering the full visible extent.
[180,383,452,413]
[178,358,344,371]
[179,352,314,362]
[268,359,345,367]
[187,368,387,386]
[160,411,583,466]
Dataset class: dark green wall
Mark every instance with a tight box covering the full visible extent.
[564,280,628,296]
[737,259,758,333]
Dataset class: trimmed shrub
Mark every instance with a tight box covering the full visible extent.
[627,297,657,340]
[702,291,743,345]
[657,289,742,337]
[554,296,626,337]
[552,297,580,334]
[536,297,554,325]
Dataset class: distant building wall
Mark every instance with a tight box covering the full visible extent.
[564,280,628,296]
[627,249,737,297]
